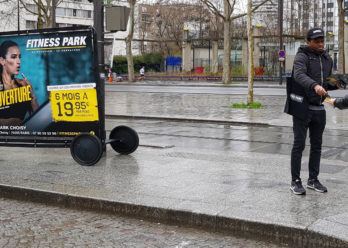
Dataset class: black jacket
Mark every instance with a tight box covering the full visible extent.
[293,46,337,106]
[334,95,348,109]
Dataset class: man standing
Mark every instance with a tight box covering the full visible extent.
[289,28,340,195]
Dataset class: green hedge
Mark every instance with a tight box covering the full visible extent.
[112,52,164,74]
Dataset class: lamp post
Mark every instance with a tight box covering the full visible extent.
[52,0,56,28]
[17,0,20,31]
[278,0,283,85]
[327,31,333,52]
[93,0,106,147]
[256,24,263,67]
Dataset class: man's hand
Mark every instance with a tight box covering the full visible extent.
[314,85,327,96]
[327,98,336,107]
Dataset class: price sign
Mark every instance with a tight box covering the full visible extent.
[49,84,99,122]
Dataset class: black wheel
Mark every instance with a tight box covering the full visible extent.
[70,134,103,166]
[109,126,139,154]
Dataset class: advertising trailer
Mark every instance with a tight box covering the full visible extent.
[0,27,138,165]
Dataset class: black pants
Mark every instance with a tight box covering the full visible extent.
[291,110,326,181]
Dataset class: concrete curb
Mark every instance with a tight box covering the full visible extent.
[105,115,272,128]
[105,82,286,88]
[105,115,348,131]
[0,183,347,248]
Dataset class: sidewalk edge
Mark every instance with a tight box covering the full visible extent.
[105,81,286,88]
[0,184,346,248]
[105,115,272,127]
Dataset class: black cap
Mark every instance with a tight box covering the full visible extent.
[307,28,324,40]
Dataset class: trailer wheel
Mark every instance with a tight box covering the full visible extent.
[109,126,139,154]
[70,134,103,166]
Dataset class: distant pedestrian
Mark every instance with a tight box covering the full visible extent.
[284,27,341,195]
[139,66,145,80]
[107,68,113,82]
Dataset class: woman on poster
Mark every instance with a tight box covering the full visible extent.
[0,40,39,126]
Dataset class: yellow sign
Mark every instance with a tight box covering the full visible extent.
[50,88,99,122]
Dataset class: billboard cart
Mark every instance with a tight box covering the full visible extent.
[0,27,138,166]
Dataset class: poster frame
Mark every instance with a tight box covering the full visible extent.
[0,26,105,148]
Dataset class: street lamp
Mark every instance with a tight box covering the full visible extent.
[52,0,56,28]
[256,24,264,67]
[90,0,106,147]
[278,0,283,85]
[17,0,20,31]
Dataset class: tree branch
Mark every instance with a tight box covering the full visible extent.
[231,0,271,20]
[19,0,38,15]
[200,0,225,20]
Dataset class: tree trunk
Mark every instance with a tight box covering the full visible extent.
[19,0,52,28]
[338,0,345,74]
[126,0,136,82]
[222,19,231,83]
[222,0,231,84]
[38,0,43,29]
[126,40,135,82]
[247,0,254,105]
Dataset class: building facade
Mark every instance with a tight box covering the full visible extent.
[0,0,139,66]
[0,0,93,32]
[253,0,340,70]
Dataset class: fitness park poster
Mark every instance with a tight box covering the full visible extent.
[0,28,101,138]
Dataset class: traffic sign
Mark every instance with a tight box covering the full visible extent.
[279,50,286,58]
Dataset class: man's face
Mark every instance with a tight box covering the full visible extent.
[306,37,325,52]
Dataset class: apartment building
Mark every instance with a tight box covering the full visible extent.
[0,0,93,32]
[252,0,278,29]
[0,0,139,63]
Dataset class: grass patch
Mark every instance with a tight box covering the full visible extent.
[231,102,263,109]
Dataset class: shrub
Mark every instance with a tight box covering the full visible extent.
[231,64,246,77]
[112,52,164,73]
[112,56,128,74]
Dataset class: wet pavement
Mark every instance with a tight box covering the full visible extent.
[105,87,348,130]
[107,119,348,162]
[0,81,348,247]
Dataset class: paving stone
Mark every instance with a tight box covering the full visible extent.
[1,198,292,247]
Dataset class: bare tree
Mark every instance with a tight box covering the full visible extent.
[126,0,136,82]
[139,1,214,56]
[19,0,63,28]
[150,3,172,55]
[247,0,253,105]
[200,0,271,84]
[337,0,346,74]
[138,5,149,55]
[0,1,18,30]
